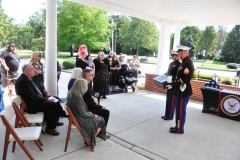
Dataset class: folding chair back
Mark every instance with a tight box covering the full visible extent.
[12,96,45,134]
[1,105,43,160]
[19,96,27,113]
[0,105,15,122]
[11,96,22,109]
[64,105,94,152]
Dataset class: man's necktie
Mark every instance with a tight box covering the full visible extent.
[31,80,43,97]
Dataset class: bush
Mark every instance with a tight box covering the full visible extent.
[220,77,234,85]
[199,73,212,80]
[232,77,237,84]
[139,58,147,62]
[62,60,75,69]
[226,63,238,69]
[192,71,198,80]
[218,76,226,82]
[196,73,237,86]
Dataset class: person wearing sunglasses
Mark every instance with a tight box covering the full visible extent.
[30,52,44,82]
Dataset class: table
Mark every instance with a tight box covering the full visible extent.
[201,87,240,121]
[201,86,222,114]
[218,89,240,121]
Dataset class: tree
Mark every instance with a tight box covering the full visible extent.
[27,9,46,39]
[32,37,45,53]
[0,7,18,48]
[170,33,174,50]
[186,35,196,58]
[216,26,227,51]
[198,26,217,54]
[180,26,201,50]
[57,0,110,51]
[118,16,159,56]
[15,24,34,50]
[221,25,240,63]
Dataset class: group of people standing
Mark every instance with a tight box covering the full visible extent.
[162,45,194,134]
[75,44,141,99]
[66,44,142,146]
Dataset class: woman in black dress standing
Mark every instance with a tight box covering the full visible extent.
[93,51,110,99]
[110,55,121,92]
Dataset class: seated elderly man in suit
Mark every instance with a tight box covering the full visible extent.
[15,64,63,136]
[31,62,67,117]
[82,69,110,138]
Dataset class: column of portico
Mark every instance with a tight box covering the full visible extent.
[173,25,181,50]
[45,0,57,95]
[156,25,171,74]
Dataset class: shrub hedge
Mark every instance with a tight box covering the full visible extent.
[62,60,75,69]
[139,58,147,62]
[226,63,238,69]
[195,72,238,86]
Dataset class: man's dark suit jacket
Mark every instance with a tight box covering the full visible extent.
[83,87,102,112]
[15,74,46,114]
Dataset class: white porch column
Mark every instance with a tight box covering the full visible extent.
[45,0,57,96]
[156,25,171,74]
[173,25,181,50]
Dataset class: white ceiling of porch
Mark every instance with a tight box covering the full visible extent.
[69,0,240,26]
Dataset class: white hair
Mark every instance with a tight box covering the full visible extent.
[70,68,82,79]
[67,78,88,98]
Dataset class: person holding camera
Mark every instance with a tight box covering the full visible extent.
[129,55,140,88]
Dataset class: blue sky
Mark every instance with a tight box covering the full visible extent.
[1,0,235,32]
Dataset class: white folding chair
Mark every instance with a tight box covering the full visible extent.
[0,106,43,160]
[11,96,45,134]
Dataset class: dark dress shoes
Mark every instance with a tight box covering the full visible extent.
[161,116,166,119]
[56,122,64,126]
[59,112,69,118]
[102,95,107,99]
[169,127,175,130]
[164,117,173,120]
[45,129,59,136]
[96,134,111,139]
[169,128,184,134]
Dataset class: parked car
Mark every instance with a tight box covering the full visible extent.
[237,65,240,76]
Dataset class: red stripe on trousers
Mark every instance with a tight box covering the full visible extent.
[169,96,175,118]
[178,98,183,133]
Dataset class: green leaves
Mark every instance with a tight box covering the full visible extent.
[198,26,217,54]
[57,0,110,51]
[221,25,240,63]
[118,16,159,55]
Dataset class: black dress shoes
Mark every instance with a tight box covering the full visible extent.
[164,117,173,120]
[169,127,175,130]
[169,128,184,134]
[56,122,64,126]
[45,128,60,136]
[161,116,166,119]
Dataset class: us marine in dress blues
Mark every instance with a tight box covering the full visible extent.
[162,50,181,120]
[169,45,194,134]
